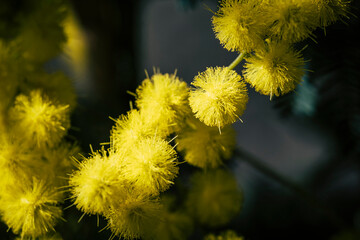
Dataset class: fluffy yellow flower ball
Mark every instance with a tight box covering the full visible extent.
[69,149,126,215]
[121,137,179,195]
[244,41,305,98]
[110,109,167,153]
[105,193,161,240]
[186,169,243,227]
[212,0,267,52]
[189,67,248,129]
[0,178,62,239]
[136,71,190,135]
[266,0,319,43]
[176,116,236,168]
[9,90,70,148]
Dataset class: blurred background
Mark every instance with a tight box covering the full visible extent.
[1,0,360,239]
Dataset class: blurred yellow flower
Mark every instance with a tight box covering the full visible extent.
[176,116,236,168]
[186,169,243,227]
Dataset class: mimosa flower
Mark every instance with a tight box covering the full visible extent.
[244,41,305,98]
[212,0,267,52]
[189,67,248,128]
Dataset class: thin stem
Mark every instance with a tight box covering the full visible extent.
[228,52,246,70]
[234,148,346,230]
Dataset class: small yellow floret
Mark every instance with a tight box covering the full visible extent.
[122,137,179,195]
[70,149,126,215]
[176,116,236,168]
[9,90,70,148]
[244,41,305,98]
[212,0,267,52]
[0,178,62,239]
[204,230,244,240]
[186,169,243,227]
[136,71,190,135]
[266,0,319,43]
[189,67,248,128]
[106,193,161,240]
[110,109,167,152]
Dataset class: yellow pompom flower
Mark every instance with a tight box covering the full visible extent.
[212,0,267,52]
[186,169,243,227]
[244,41,305,98]
[69,149,126,215]
[136,71,190,135]
[176,116,236,168]
[105,193,161,240]
[110,109,167,152]
[266,0,319,43]
[189,67,248,128]
[122,137,179,195]
[204,230,244,240]
[0,178,62,239]
[9,90,70,148]
[311,0,350,27]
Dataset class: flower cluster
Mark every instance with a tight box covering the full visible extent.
[0,0,78,239]
[69,69,243,239]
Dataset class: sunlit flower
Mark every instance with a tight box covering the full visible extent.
[136,71,190,135]
[121,137,179,195]
[189,67,248,128]
[212,0,267,52]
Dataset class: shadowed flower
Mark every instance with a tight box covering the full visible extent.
[244,41,305,98]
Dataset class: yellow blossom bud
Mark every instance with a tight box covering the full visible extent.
[0,178,62,239]
[121,137,179,195]
[212,0,267,52]
[9,90,70,148]
[266,0,319,43]
[110,109,167,153]
[189,66,248,128]
[244,41,305,98]
[69,149,126,215]
[105,193,161,240]
[136,71,191,135]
